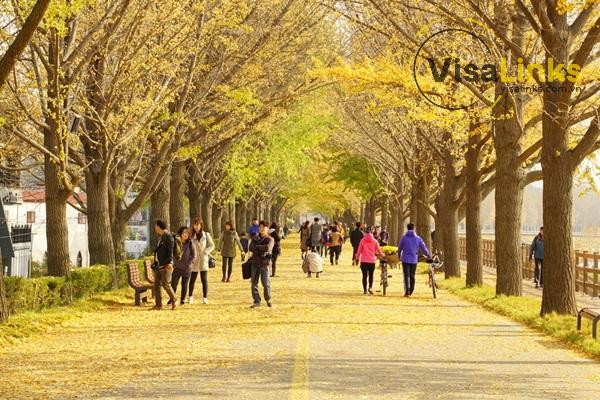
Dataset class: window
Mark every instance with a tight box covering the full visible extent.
[26,211,35,224]
[78,213,87,224]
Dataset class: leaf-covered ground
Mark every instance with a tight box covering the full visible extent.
[1,237,600,399]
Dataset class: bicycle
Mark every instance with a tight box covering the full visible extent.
[377,256,393,296]
[427,253,444,299]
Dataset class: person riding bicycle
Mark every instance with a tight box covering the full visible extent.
[397,223,431,297]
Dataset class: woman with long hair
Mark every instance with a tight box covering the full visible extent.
[189,218,215,304]
[170,226,197,305]
[218,221,244,282]
[299,221,310,259]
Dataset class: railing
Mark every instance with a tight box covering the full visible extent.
[458,237,600,298]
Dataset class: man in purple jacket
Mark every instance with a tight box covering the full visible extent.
[398,223,431,297]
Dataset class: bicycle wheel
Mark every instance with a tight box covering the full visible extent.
[430,272,437,299]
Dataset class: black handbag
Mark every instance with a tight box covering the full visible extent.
[242,259,252,280]
[208,256,216,269]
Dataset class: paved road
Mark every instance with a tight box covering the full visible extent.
[1,238,600,399]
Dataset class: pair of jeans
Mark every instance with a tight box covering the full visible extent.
[534,258,543,286]
[171,269,190,304]
[360,262,375,292]
[222,257,233,280]
[251,264,271,304]
[188,271,208,298]
[402,263,417,295]
[153,266,176,307]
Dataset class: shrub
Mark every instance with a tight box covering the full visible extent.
[2,261,144,317]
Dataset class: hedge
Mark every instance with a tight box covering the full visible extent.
[2,261,145,316]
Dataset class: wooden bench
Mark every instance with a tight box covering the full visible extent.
[577,308,600,339]
[127,262,153,306]
[143,259,155,284]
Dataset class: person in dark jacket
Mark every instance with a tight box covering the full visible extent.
[249,221,274,308]
[170,227,197,305]
[378,227,389,246]
[350,222,364,266]
[151,219,177,310]
[269,222,282,277]
[529,227,544,288]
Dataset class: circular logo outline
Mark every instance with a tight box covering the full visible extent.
[412,28,492,111]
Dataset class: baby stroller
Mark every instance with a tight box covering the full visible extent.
[302,250,323,278]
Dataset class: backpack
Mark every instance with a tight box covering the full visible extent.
[173,234,183,262]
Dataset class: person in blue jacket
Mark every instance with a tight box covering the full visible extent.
[397,223,431,297]
[529,227,544,288]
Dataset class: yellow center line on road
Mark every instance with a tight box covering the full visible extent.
[290,333,310,400]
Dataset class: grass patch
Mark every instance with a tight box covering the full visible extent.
[438,278,600,360]
[0,289,132,345]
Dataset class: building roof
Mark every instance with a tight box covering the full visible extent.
[22,189,87,205]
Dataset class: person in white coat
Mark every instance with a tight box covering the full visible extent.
[189,218,215,304]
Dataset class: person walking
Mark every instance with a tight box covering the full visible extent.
[249,221,274,308]
[269,222,282,277]
[171,226,197,305]
[151,219,177,310]
[529,227,544,289]
[189,218,215,304]
[219,221,244,283]
[354,227,385,295]
[350,222,364,266]
[328,226,343,265]
[378,227,389,246]
[310,217,323,253]
[299,221,310,259]
[397,223,431,297]
[320,225,330,257]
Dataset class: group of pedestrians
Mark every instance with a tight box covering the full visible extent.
[298,217,347,266]
[352,222,431,297]
[149,217,282,310]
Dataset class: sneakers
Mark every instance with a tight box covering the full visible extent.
[363,291,368,295]
[221,277,226,282]
[368,289,374,295]
[267,301,273,308]
[250,303,261,308]
[188,296,194,304]
[226,278,231,283]
[203,298,208,304]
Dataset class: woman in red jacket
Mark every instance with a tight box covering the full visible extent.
[354,227,385,295]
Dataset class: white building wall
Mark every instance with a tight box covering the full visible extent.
[4,202,90,267]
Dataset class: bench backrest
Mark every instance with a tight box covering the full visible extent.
[144,259,155,283]
[127,262,144,287]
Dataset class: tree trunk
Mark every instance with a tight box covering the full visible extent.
[409,183,419,225]
[360,202,365,223]
[493,95,524,296]
[85,171,115,266]
[540,32,578,314]
[440,151,460,278]
[149,173,171,246]
[0,247,9,322]
[169,162,186,230]
[416,173,431,251]
[111,219,128,261]
[493,0,525,296]
[201,191,213,234]
[465,125,483,287]
[381,197,389,229]
[212,203,222,235]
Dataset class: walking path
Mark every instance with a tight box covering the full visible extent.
[1,238,600,399]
